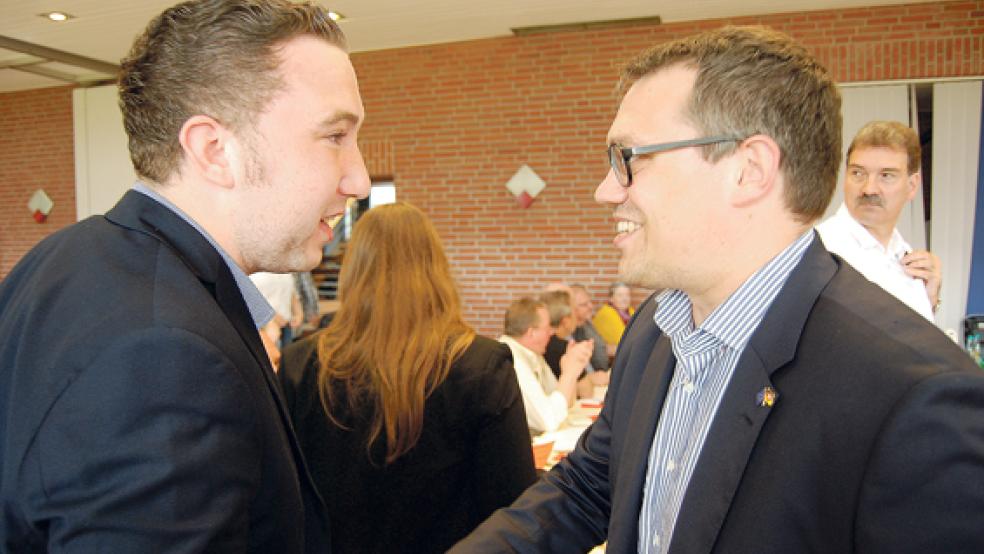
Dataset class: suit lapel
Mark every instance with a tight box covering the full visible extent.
[608,332,676,552]
[667,350,775,553]
[105,191,329,515]
[667,235,837,553]
[105,191,277,383]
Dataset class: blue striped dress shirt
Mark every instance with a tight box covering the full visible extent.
[638,231,814,553]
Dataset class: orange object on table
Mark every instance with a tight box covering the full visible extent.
[532,441,554,469]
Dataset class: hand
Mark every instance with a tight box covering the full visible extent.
[560,339,593,378]
[289,312,304,331]
[587,370,610,386]
[259,321,282,371]
[901,249,942,309]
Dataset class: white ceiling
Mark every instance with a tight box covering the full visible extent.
[0,0,932,93]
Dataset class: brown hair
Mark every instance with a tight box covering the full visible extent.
[504,297,546,338]
[540,290,572,327]
[618,26,842,223]
[847,120,921,174]
[119,0,346,184]
[316,202,475,465]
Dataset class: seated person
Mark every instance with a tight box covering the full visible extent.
[500,297,592,434]
[540,290,610,398]
[570,283,610,371]
[279,203,536,553]
[592,281,636,356]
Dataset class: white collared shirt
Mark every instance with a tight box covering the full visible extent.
[499,335,568,434]
[816,203,933,321]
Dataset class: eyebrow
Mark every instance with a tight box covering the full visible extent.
[607,133,635,147]
[848,163,903,173]
[316,110,361,130]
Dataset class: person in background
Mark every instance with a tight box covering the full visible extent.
[294,271,322,332]
[455,26,984,553]
[251,271,303,347]
[259,323,283,371]
[278,202,535,553]
[816,120,941,321]
[570,283,611,371]
[501,297,593,434]
[0,0,369,550]
[593,281,636,355]
[541,289,609,398]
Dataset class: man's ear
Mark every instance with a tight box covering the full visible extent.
[177,114,236,188]
[906,172,922,201]
[729,134,781,208]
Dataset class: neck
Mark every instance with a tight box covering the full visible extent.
[862,222,894,249]
[688,221,809,327]
[154,178,244,271]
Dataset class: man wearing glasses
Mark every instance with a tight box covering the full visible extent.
[817,121,941,321]
[455,26,984,553]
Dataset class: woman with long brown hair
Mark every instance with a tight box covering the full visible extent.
[278,202,535,553]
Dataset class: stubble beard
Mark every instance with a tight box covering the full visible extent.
[234,143,313,274]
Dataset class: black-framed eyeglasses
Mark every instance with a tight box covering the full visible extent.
[608,136,743,187]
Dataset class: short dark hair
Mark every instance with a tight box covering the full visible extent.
[504,297,546,337]
[847,121,921,174]
[119,0,346,183]
[618,26,842,223]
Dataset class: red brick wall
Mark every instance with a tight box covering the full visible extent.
[0,86,76,278]
[2,1,983,337]
[352,0,984,336]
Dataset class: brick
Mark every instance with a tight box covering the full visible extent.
[5,1,982,335]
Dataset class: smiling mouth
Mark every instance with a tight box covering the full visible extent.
[323,213,344,229]
[616,220,641,238]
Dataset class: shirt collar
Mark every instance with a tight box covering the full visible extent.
[132,182,275,328]
[654,230,815,353]
[835,203,911,261]
[500,334,536,359]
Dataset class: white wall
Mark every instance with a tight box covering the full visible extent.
[932,80,983,337]
[73,84,135,220]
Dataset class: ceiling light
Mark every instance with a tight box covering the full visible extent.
[40,12,74,22]
[328,11,344,22]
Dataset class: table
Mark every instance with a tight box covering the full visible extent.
[532,398,602,470]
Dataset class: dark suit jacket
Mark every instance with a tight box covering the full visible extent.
[0,191,329,552]
[278,334,536,553]
[454,236,984,553]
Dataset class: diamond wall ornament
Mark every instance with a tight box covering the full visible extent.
[27,189,54,223]
[505,164,546,208]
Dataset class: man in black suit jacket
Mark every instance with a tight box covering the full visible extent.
[0,0,370,551]
[454,26,984,553]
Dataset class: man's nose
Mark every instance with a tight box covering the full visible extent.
[341,145,371,199]
[595,168,627,205]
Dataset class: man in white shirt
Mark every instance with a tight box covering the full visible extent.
[816,121,942,321]
[500,296,592,434]
[540,289,609,399]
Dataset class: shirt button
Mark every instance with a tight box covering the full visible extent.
[667,459,677,472]
[683,382,695,394]
[654,533,661,547]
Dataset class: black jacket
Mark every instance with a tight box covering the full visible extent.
[279,333,536,553]
[0,190,328,552]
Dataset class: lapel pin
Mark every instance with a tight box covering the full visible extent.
[756,386,778,408]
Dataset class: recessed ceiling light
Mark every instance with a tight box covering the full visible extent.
[328,11,344,22]
[40,11,74,22]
